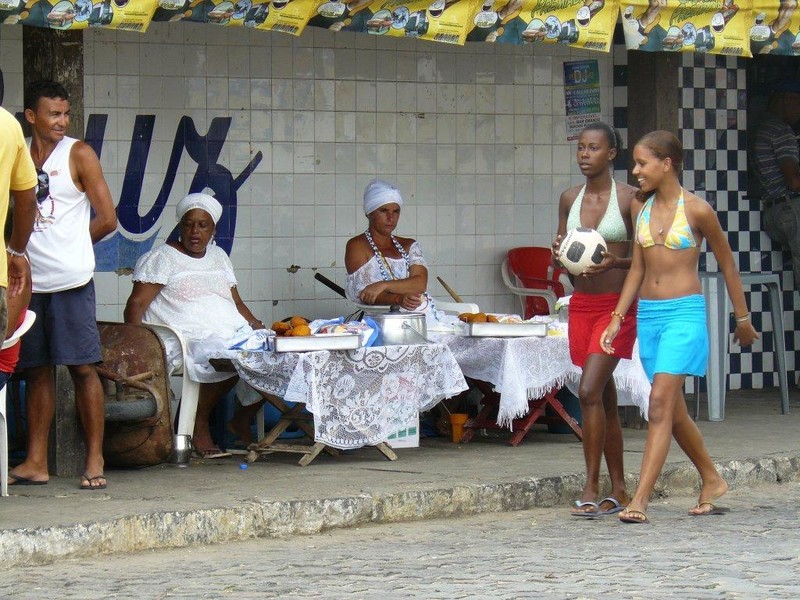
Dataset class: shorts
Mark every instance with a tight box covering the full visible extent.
[18,281,102,369]
[0,370,11,391]
[568,292,637,368]
[637,294,708,383]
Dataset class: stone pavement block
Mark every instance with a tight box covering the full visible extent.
[0,390,799,568]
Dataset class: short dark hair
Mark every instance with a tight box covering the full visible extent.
[24,80,69,112]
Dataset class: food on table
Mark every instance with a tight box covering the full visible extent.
[273,316,312,337]
[458,312,500,323]
[272,321,291,335]
[290,316,309,328]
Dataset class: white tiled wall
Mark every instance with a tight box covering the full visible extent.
[1,24,616,325]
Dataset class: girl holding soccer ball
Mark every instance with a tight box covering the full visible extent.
[552,121,639,518]
[601,131,758,523]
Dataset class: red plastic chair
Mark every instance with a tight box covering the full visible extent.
[501,247,567,318]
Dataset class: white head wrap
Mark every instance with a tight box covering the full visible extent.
[176,193,223,225]
[363,179,403,216]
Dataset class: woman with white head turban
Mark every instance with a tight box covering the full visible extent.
[124,193,265,458]
[345,179,430,310]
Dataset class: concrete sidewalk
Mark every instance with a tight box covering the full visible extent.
[1,388,798,567]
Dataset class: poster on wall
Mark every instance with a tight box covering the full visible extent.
[475,0,619,49]
[563,59,601,141]
[3,0,157,31]
[620,0,752,57]
[749,0,800,55]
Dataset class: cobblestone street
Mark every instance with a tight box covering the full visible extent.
[2,482,798,599]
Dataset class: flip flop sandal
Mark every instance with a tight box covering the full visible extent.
[80,474,107,491]
[570,500,600,517]
[619,509,650,524]
[596,496,626,516]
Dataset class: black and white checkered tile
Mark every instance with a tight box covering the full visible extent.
[679,53,793,392]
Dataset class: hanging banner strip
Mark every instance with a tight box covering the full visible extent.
[3,0,157,32]
[151,0,265,25]
[305,0,481,45]
[750,0,800,56]
[620,0,752,57]
[473,0,619,50]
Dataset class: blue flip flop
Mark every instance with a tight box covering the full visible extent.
[571,500,600,517]
[596,496,626,516]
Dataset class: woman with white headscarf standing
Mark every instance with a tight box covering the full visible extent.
[125,193,265,459]
[345,179,434,313]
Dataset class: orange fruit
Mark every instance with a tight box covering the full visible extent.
[290,316,308,328]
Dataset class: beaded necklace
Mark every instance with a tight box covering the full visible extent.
[364,229,409,281]
[363,229,434,312]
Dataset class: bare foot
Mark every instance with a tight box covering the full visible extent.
[689,478,729,515]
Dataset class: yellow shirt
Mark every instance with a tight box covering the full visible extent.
[0,107,37,288]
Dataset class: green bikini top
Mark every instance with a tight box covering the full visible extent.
[566,180,628,242]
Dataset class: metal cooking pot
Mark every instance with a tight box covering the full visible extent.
[367,310,428,346]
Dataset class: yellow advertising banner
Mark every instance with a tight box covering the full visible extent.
[151,0,264,25]
[2,0,157,31]
[248,0,325,35]
[621,0,752,57]
[465,0,619,50]
[750,0,800,55]
[307,0,481,44]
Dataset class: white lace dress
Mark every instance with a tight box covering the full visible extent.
[133,244,252,383]
[346,241,427,302]
[346,241,454,329]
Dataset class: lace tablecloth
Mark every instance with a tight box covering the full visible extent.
[228,344,468,450]
[441,334,651,428]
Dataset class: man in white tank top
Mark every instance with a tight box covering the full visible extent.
[9,81,117,490]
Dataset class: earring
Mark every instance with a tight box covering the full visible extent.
[178,235,182,242]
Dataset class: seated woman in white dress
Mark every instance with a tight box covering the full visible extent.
[124,193,265,458]
[345,179,451,328]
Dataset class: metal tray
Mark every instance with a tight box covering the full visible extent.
[461,321,547,338]
[272,333,361,353]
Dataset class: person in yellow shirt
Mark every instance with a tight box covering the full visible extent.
[0,107,37,337]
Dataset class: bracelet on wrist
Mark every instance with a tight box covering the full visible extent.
[734,313,750,323]
[610,310,625,322]
[6,246,25,258]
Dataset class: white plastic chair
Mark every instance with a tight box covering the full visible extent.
[1,309,37,497]
[501,255,565,317]
[142,322,265,460]
[141,322,200,462]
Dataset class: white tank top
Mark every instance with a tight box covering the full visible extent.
[27,136,95,292]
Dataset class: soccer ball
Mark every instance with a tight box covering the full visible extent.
[556,227,607,276]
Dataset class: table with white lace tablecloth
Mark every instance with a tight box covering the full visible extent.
[441,334,651,428]
[230,343,468,450]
